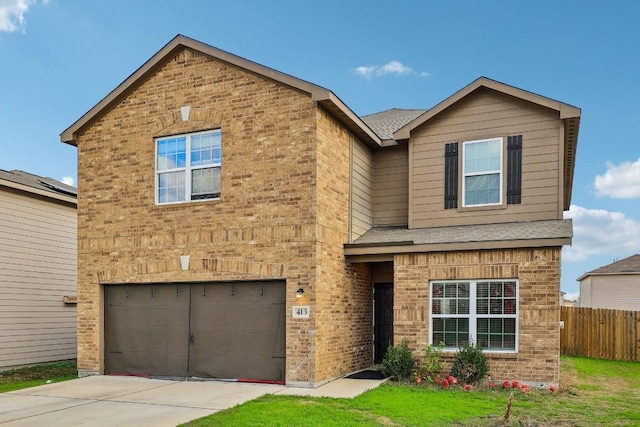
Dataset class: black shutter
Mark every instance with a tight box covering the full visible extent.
[444,142,458,209]
[507,135,522,205]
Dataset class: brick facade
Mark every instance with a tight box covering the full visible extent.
[75,47,370,384]
[394,248,562,385]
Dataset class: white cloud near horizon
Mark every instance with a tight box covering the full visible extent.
[0,0,48,33]
[353,61,429,79]
[594,157,640,198]
[563,205,640,262]
[563,292,579,302]
[61,176,75,186]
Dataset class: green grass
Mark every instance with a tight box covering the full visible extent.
[182,356,640,426]
[0,361,77,393]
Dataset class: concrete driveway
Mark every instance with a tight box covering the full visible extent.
[0,375,384,426]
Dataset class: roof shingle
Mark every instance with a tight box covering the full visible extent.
[361,108,426,140]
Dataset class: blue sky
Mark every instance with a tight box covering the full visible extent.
[1,0,639,298]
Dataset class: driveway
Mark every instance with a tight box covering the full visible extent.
[0,375,384,426]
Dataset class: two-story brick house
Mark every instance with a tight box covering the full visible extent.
[61,35,579,387]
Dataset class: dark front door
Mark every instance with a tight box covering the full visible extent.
[374,283,394,364]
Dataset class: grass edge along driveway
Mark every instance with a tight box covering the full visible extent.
[182,356,640,426]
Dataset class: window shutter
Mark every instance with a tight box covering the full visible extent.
[506,135,522,205]
[444,142,458,209]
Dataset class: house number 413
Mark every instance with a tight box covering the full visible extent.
[292,306,310,319]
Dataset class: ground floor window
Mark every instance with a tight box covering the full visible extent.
[430,280,518,352]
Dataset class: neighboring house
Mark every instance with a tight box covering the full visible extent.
[0,170,77,368]
[577,254,640,310]
[560,292,577,307]
[60,35,580,386]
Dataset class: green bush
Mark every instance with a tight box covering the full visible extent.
[450,340,489,384]
[380,339,415,380]
[415,342,445,382]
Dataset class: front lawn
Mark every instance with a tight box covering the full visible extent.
[182,356,640,426]
[0,361,77,393]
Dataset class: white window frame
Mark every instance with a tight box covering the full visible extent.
[429,279,519,353]
[155,129,221,205]
[462,137,503,207]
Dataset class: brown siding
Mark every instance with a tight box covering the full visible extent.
[351,139,373,240]
[411,88,561,228]
[0,189,77,367]
[374,145,409,226]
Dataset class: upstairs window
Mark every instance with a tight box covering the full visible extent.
[462,138,503,207]
[156,130,221,204]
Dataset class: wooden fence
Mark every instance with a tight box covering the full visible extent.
[560,306,640,362]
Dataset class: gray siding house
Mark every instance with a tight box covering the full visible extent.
[0,170,77,368]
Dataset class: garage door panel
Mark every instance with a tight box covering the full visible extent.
[105,284,189,377]
[189,282,285,382]
[105,281,285,382]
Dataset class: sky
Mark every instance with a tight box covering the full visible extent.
[1,0,639,299]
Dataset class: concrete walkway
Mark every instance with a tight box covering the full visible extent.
[0,375,385,426]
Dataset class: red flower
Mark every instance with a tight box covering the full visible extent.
[464,384,473,391]
[549,384,557,392]
[434,377,441,384]
[502,380,510,388]
[511,380,520,388]
[521,384,529,393]
[488,381,495,388]
[447,375,458,385]
[416,376,423,385]
[442,378,449,388]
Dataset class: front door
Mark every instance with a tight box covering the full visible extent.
[374,283,394,363]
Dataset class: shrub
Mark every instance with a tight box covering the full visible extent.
[415,342,445,383]
[380,339,414,380]
[450,340,489,384]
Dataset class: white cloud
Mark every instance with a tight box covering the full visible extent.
[0,0,47,33]
[61,176,75,186]
[563,292,579,302]
[352,61,429,79]
[563,205,640,262]
[593,158,640,199]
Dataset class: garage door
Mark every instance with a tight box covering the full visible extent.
[105,282,286,383]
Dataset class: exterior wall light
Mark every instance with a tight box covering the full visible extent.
[296,288,304,298]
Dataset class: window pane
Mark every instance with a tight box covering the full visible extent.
[192,167,220,197]
[158,171,185,203]
[157,137,186,170]
[191,132,221,166]
[465,173,500,205]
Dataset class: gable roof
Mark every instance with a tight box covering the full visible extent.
[361,108,427,142]
[60,34,381,148]
[0,169,77,205]
[394,77,581,210]
[577,254,640,281]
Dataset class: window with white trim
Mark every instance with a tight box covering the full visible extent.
[462,138,503,206]
[430,280,518,352]
[156,130,221,204]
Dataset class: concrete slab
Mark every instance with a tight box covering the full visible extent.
[277,378,386,398]
[113,380,286,410]
[0,375,385,426]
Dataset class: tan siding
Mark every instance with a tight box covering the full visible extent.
[351,139,374,240]
[587,275,640,310]
[374,145,408,226]
[0,189,77,368]
[410,88,562,228]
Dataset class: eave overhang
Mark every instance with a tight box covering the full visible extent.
[0,178,77,206]
[60,34,381,148]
